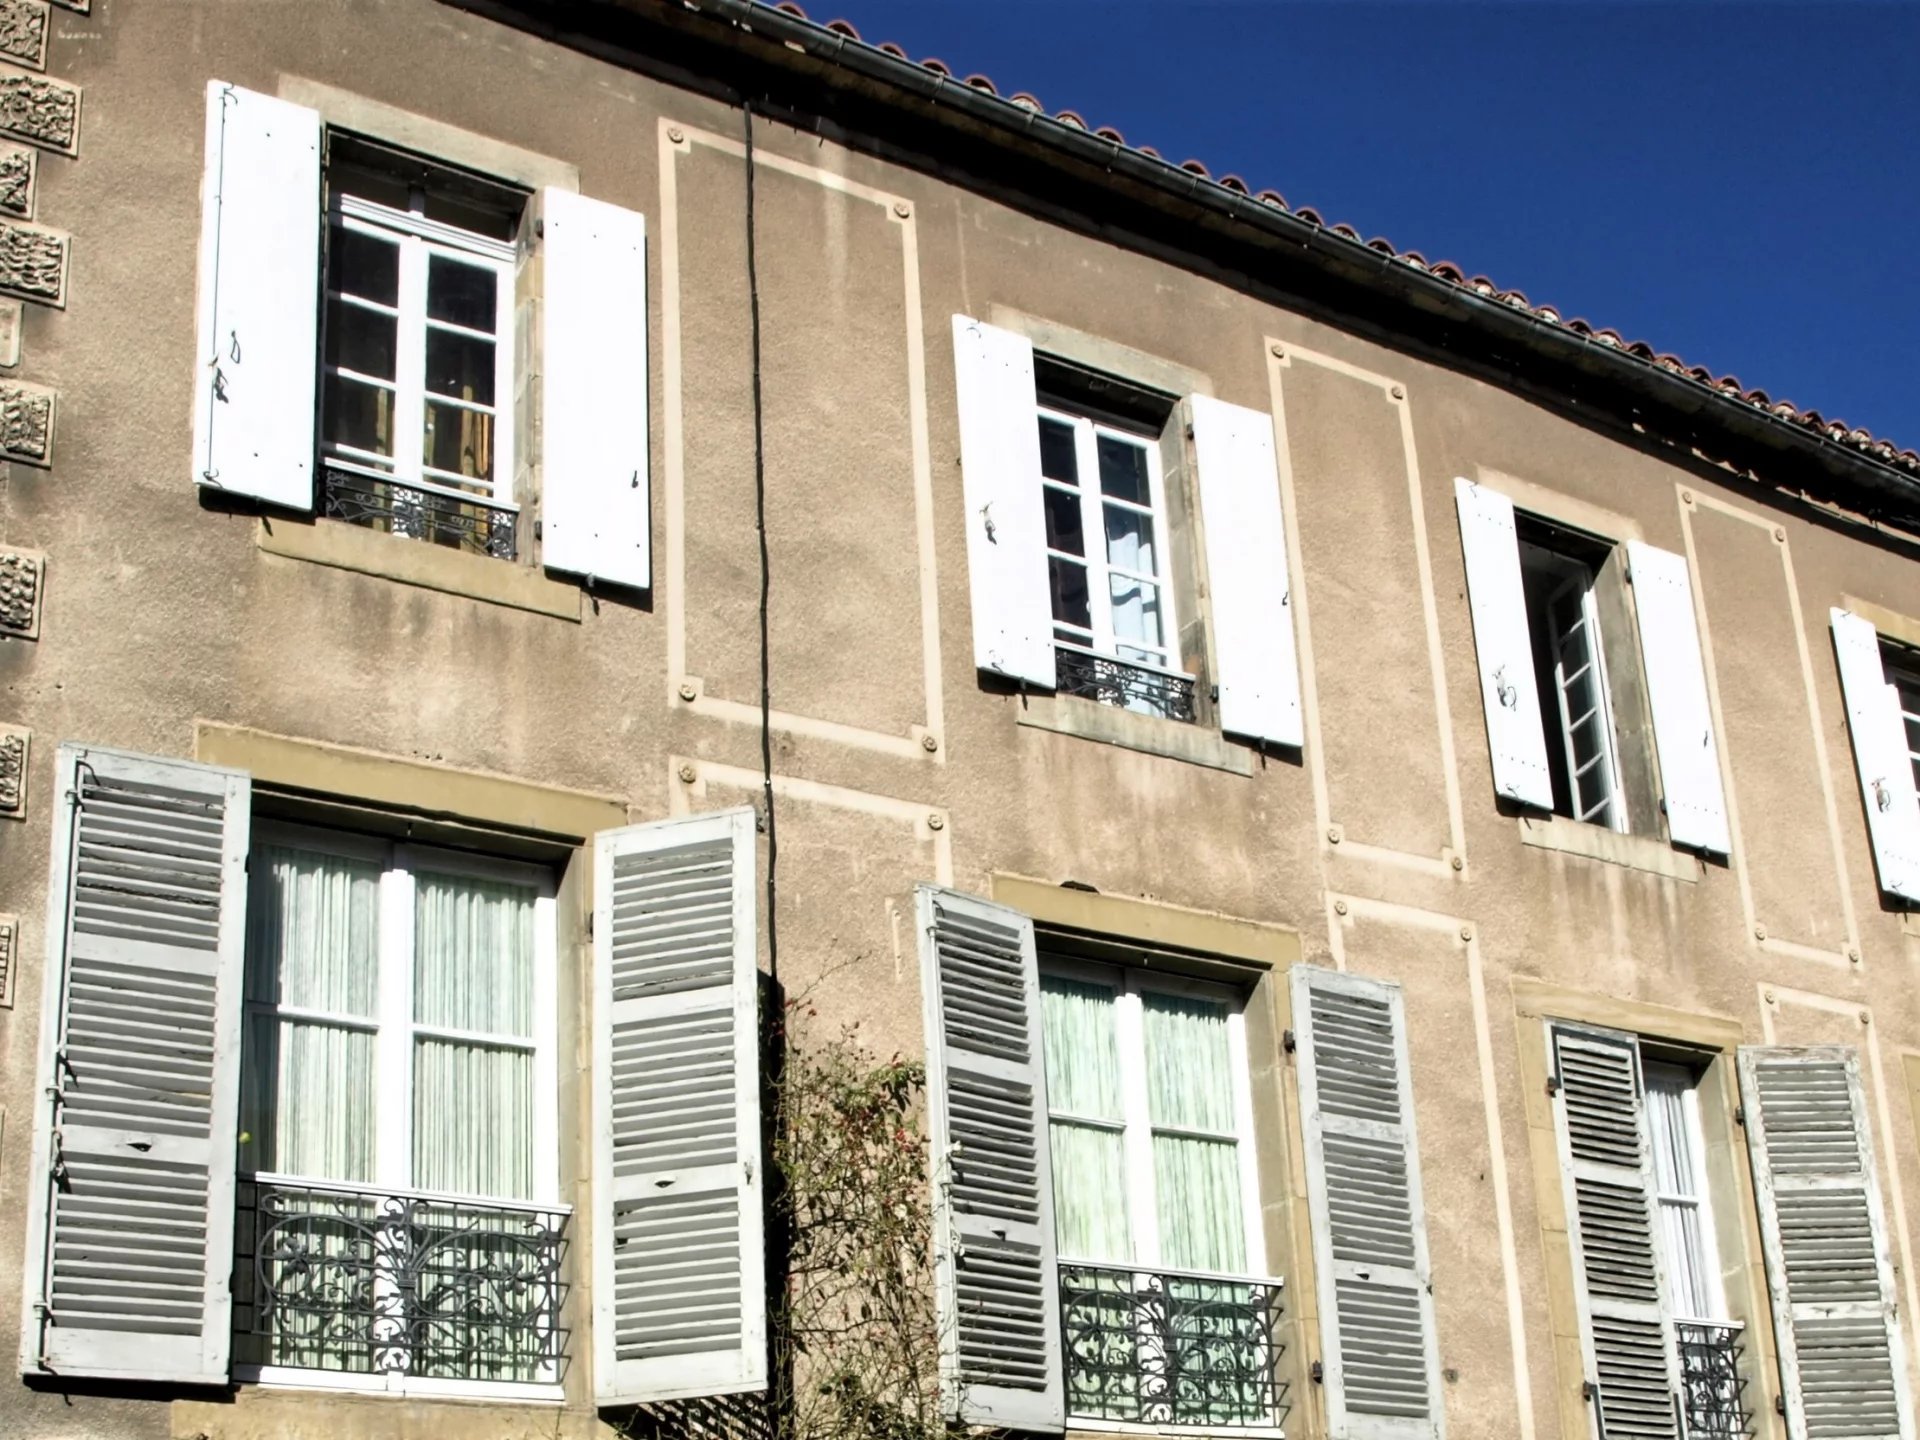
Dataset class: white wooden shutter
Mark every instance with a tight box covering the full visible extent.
[1830,609,1920,902]
[590,809,764,1404]
[951,316,1054,689]
[18,745,250,1383]
[1453,477,1554,809]
[1626,541,1731,855]
[1291,967,1443,1439]
[916,884,1063,1431]
[1739,1047,1912,1440]
[1192,394,1303,748]
[190,81,321,511]
[1548,1024,1683,1440]
[542,187,650,590]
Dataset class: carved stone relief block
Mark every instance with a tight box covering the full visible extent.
[0,218,63,307]
[0,145,34,217]
[0,3,48,72]
[0,377,50,462]
[0,724,28,817]
[0,546,42,637]
[0,912,15,1008]
[0,68,77,153]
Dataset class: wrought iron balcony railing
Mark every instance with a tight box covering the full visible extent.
[1676,1318,1751,1439]
[1059,1261,1286,1431]
[233,1174,571,1386]
[1056,644,1198,723]
[322,463,519,561]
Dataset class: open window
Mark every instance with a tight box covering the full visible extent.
[1831,607,1920,903]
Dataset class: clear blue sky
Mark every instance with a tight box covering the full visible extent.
[813,1,1919,449]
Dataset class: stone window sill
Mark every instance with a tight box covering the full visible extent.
[1016,693,1253,776]
[1516,812,1701,882]
[256,518,581,621]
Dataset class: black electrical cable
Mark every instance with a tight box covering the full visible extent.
[744,100,777,983]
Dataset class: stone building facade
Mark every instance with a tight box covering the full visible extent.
[2,2,1919,1439]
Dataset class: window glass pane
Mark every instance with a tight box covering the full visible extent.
[1039,416,1078,484]
[422,400,495,484]
[323,374,395,460]
[1108,574,1164,652]
[427,255,498,332]
[1096,433,1150,505]
[1103,502,1157,578]
[425,327,497,407]
[246,845,381,1013]
[1044,485,1085,557]
[1143,992,1235,1132]
[414,1038,533,1199]
[325,300,397,381]
[1042,976,1124,1119]
[1050,1122,1131,1263]
[1153,1134,1245,1273]
[241,1015,376,1182]
[328,225,399,307]
[413,872,535,1037]
[1645,1062,1717,1319]
[1050,556,1092,632]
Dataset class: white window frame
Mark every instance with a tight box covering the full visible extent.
[1037,404,1189,685]
[1520,534,1627,832]
[237,820,561,1402]
[1642,1058,1729,1325]
[322,187,519,519]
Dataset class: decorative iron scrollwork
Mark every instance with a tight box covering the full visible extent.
[1676,1319,1751,1439]
[234,1177,570,1384]
[1058,1261,1285,1430]
[322,466,518,561]
[1055,647,1198,724]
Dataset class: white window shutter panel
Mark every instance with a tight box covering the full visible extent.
[1453,477,1554,810]
[951,315,1053,689]
[1548,1024,1683,1440]
[1739,1047,1912,1440]
[1830,609,1920,902]
[1626,541,1731,855]
[542,187,650,590]
[590,809,765,1404]
[1191,394,1303,748]
[190,81,321,510]
[18,745,250,1383]
[916,884,1064,1431]
[1290,967,1443,1438]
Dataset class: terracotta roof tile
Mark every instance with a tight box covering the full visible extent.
[748,1,1917,485]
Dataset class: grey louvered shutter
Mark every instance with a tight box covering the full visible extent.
[591,809,765,1404]
[1548,1024,1682,1439]
[1739,1047,1912,1440]
[1291,967,1443,1438]
[17,745,250,1383]
[916,884,1064,1432]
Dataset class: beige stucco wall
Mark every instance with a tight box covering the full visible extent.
[0,2,1916,1437]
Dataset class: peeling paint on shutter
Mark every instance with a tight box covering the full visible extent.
[1549,1024,1682,1440]
[1292,966,1443,1439]
[1191,394,1303,749]
[591,809,765,1404]
[951,315,1054,689]
[1830,609,1920,903]
[18,745,250,1383]
[1453,477,1554,810]
[1626,541,1730,855]
[1739,1047,1912,1440]
[190,81,321,510]
[917,884,1064,1432]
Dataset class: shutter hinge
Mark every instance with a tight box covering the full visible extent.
[1545,1075,1561,1097]
[1775,1393,1786,1416]
[1733,1104,1745,1127]
[584,911,593,942]
[1581,1381,1596,1403]
[1282,1028,1296,1054]
[1309,1360,1323,1385]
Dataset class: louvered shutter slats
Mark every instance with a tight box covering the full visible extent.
[1549,1025,1682,1440]
[20,747,249,1384]
[917,885,1063,1431]
[1740,1048,1911,1440]
[1292,968,1443,1438]
[591,810,765,1405]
